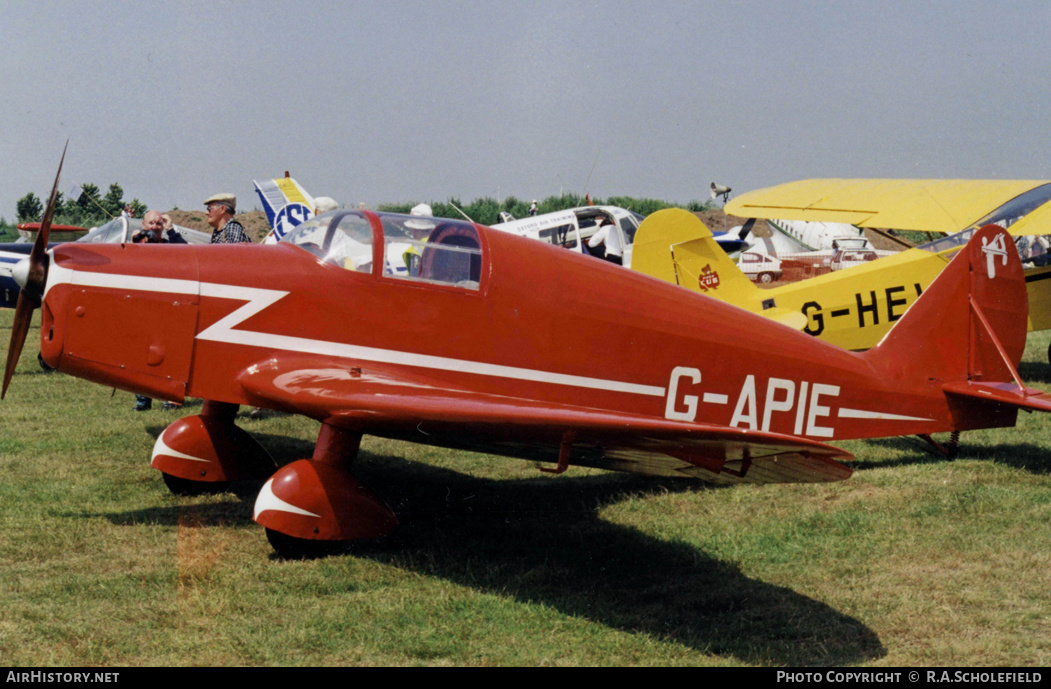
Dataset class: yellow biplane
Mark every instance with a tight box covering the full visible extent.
[632,179,1051,355]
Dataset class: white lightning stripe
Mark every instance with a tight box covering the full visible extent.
[254,478,321,520]
[47,260,201,299]
[48,266,667,398]
[838,408,930,422]
[703,393,729,404]
[150,432,210,465]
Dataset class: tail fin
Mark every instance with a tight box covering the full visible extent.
[634,209,757,294]
[865,224,1051,421]
[632,209,807,330]
[253,176,316,244]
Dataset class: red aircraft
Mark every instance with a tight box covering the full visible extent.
[7,153,1051,557]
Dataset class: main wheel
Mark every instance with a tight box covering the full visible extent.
[161,472,230,496]
[265,528,349,560]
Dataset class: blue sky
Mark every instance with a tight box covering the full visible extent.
[2,0,1049,221]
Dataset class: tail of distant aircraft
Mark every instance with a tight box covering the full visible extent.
[633,209,757,295]
[254,175,316,244]
[632,209,806,329]
[764,220,816,255]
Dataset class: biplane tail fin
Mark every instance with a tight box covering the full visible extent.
[864,224,1051,423]
[632,209,807,330]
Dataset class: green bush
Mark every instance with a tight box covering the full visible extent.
[15,183,145,227]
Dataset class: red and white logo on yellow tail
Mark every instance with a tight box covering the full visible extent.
[697,264,720,292]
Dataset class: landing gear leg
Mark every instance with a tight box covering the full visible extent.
[152,400,277,494]
[255,423,397,559]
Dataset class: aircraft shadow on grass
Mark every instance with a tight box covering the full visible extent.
[92,428,885,666]
[1017,360,1051,385]
[857,436,1051,475]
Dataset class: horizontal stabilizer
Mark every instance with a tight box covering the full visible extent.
[943,381,1051,413]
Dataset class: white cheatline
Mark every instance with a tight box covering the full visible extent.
[254,478,321,520]
[837,408,930,422]
[51,265,667,399]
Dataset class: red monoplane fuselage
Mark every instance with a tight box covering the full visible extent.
[35,213,1034,484]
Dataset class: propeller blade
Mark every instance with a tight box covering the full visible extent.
[29,141,67,274]
[2,142,67,399]
[2,295,37,399]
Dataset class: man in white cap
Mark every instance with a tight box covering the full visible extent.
[314,196,339,214]
[204,193,252,243]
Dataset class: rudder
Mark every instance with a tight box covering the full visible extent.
[864,224,1028,389]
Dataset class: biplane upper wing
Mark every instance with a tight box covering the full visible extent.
[726,179,1049,234]
[233,355,853,485]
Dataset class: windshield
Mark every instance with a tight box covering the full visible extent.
[282,211,483,288]
[79,217,129,243]
[381,214,482,289]
[616,211,644,244]
[970,183,1051,230]
[282,211,375,273]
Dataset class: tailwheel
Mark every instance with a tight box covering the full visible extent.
[916,431,960,459]
[265,528,349,560]
[161,472,230,496]
[944,430,961,460]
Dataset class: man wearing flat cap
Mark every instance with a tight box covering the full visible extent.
[204,193,252,244]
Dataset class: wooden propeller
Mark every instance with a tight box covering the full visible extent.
[3,142,67,398]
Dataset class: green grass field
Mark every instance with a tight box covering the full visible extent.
[0,311,1048,666]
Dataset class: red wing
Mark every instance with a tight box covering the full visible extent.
[238,357,853,485]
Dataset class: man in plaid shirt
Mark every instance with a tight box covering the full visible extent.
[204,193,252,243]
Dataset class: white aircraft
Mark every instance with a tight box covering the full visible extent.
[731,218,898,283]
[491,205,645,267]
[253,178,747,271]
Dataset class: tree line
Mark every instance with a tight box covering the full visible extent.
[5,185,712,241]
[15,183,146,226]
[378,193,712,226]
